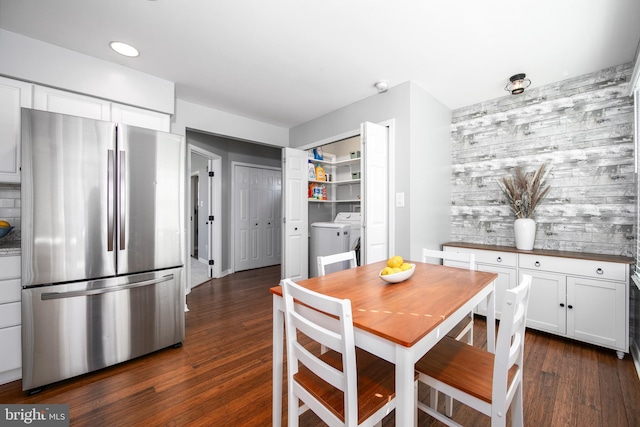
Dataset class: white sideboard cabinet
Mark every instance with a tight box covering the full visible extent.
[0,255,21,385]
[443,242,632,359]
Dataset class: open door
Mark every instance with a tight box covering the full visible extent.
[282,147,308,281]
[362,122,389,264]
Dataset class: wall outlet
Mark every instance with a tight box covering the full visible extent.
[396,192,405,207]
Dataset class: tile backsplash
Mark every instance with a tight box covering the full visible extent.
[0,184,20,242]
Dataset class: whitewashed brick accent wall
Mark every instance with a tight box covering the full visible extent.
[450,63,635,257]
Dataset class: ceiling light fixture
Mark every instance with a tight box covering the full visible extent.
[505,73,531,95]
[109,41,139,57]
[375,80,389,94]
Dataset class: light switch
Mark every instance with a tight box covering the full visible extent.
[396,192,405,207]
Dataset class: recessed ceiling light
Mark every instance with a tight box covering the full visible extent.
[109,41,139,57]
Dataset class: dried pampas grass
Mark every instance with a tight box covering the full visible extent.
[497,164,551,219]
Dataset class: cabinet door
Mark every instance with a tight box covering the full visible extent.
[111,103,171,132]
[567,276,627,351]
[34,85,110,120]
[0,255,20,280]
[0,77,32,183]
[475,264,518,319]
[0,325,21,384]
[523,269,566,334]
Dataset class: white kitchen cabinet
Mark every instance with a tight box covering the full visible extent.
[34,85,111,120]
[0,255,21,385]
[519,268,566,334]
[33,87,170,132]
[443,242,631,358]
[520,252,628,358]
[0,76,32,183]
[111,103,171,132]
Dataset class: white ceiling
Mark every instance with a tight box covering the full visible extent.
[1,0,639,128]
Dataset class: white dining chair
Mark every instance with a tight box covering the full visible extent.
[281,278,397,427]
[415,274,532,427]
[421,248,476,345]
[317,250,358,276]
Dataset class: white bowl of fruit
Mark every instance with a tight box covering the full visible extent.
[379,256,415,283]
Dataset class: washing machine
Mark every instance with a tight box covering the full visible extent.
[309,222,351,278]
[334,212,361,265]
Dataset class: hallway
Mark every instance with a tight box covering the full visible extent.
[190,256,209,288]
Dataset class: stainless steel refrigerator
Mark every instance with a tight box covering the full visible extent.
[20,108,185,392]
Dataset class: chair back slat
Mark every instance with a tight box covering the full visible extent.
[422,248,476,270]
[317,250,358,276]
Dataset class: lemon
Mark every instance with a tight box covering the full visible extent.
[387,255,404,268]
[400,263,412,271]
[380,267,394,276]
[0,220,10,227]
[392,267,402,274]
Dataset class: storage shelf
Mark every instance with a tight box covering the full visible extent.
[308,198,360,203]
[310,157,360,167]
[309,179,361,185]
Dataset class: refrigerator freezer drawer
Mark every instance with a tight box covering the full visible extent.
[21,267,184,391]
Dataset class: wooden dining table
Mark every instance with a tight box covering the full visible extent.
[271,260,498,426]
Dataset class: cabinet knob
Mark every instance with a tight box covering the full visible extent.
[560,303,565,307]
[596,268,603,275]
[568,305,573,309]
[496,257,502,262]
[535,261,541,267]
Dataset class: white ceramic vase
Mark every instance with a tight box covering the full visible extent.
[514,218,536,250]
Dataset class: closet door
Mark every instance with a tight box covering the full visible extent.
[248,167,262,269]
[263,169,282,267]
[235,165,282,272]
[282,148,308,281]
[362,122,389,263]
[235,166,252,272]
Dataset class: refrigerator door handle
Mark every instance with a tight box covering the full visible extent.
[107,149,115,252]
[119,151,126,250]
[40,274,174,300]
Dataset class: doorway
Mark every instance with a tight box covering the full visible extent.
[188,146,222,291]
[191,174,199,259]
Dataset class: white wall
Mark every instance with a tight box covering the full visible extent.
[0,29,174,114]
[408,83,452,260]
[172,98,289,147]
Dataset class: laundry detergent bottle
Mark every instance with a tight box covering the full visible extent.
[315,164,325,181]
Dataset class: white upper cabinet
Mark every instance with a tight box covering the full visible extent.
[0,76,32,183]
[111,103,171,132]
[33,86,170,132]
[34,85,110,120]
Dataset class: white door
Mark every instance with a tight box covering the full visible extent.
[263,169,282,267]
[235,166,252,271]
[362,122,389,264]
[235,165,282,272]
[282,148,309,281]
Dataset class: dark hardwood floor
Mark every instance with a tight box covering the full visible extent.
[1,265,639,426]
